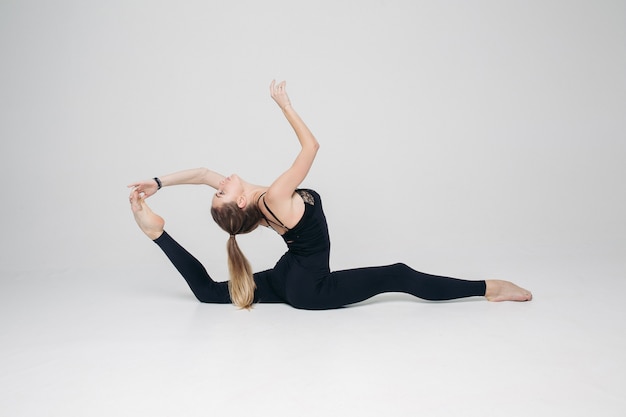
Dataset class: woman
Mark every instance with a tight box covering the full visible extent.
[128,80,532,310]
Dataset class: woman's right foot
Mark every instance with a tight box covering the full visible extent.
[129,189,165,240]
[485,280,533,302]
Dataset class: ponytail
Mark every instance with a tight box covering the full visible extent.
[211,202,262,309]
[226,234,256,309]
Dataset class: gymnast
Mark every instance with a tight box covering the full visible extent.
[128,80,532,309]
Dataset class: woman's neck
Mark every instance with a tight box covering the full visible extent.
[244,184,269,208]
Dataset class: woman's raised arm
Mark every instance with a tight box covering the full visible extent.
[265,80,319,203]
[128,168,225,198]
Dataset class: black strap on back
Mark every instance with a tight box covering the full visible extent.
[257,192,290,231]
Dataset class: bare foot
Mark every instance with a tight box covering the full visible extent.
[485,280,533,302]
[129,189,165,240]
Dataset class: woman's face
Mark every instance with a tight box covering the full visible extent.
[211,174,244,208]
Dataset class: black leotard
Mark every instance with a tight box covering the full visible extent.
[153,189,486,309]
[258,189,329,256]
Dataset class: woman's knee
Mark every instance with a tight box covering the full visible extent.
[389,262,413,274]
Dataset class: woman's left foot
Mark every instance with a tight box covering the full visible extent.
[129,190,165,240]
[485,280,533,302]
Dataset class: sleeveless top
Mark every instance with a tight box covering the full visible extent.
[258,189,330,256]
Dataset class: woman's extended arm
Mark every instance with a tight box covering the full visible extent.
[128,168,225,198]
[265,80,319,204]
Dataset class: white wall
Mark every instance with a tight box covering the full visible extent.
[1,0,624,280]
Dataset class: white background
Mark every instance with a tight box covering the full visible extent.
[1,1,625,416]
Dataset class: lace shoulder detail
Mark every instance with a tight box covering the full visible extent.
[296,189,315,205]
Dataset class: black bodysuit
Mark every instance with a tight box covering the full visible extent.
[154,189,486,309]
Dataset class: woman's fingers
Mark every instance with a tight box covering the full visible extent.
[270,79,290,109]
[270,80,286,95]
[275,80,286,93]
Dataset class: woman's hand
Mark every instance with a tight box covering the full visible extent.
[270,80,291,110]
[127,179,159,198]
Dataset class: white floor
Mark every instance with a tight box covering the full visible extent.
[2,257,625,417]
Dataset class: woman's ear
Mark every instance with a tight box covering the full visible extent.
[237,195,247,209]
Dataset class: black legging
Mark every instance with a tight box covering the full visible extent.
[154,231,486,310]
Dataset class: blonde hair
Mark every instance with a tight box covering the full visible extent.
[210,202,262,309]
